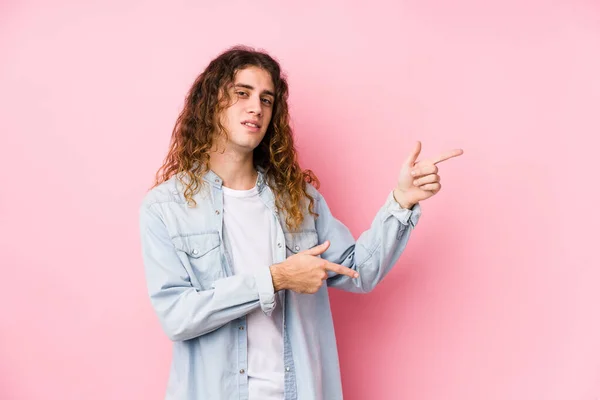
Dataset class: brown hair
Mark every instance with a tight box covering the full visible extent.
[153,45,319,230]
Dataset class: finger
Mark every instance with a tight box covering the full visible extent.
[403,141,422,167]
[413,174,440,187]
[411,164,438,178]
[302,240,330,256]
[418,183,441,192]
[324,262,359,278]
[431,148,463,165]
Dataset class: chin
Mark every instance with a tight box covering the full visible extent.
[229,140,261,153]
[233,134,266,147]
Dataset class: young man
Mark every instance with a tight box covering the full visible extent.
[139,46,463,400]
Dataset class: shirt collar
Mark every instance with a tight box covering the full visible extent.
[202,166,267,192]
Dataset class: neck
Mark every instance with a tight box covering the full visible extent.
[208,147,258,190]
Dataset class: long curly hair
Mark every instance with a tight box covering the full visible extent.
[153,45,320,231]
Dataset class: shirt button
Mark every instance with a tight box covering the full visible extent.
[277,243,282,248]
[239,326,244,330]
[240,369,245,374]
[294,245,300,251]
[215,178,220,183]
[215,210,220,215]
[285,367,290,372]
[192,249,198,255]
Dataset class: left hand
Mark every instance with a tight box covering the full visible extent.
[393,141,463,209]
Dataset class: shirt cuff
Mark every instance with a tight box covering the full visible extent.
[384,190,422,228]
[254,264,276,316]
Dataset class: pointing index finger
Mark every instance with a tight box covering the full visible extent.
[431,148,464,165]
[324,262,359,278]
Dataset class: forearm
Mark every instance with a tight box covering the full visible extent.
[321,190,421,292]
[141,202,276,342]
[150,273,263,341]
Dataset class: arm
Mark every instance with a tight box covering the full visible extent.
[317,190,421,293]
[321,141,461,292]
[139,202,276,341]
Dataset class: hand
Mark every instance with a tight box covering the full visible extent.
[270,241,358,294]
[394,141,463,208]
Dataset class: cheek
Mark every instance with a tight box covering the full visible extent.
[223,107,239,128]
[263,109,274,125]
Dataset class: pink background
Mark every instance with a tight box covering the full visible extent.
[1,0,598,399]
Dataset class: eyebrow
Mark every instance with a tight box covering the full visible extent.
[234,83,275,98]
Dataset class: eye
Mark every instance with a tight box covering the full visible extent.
[236,91,248,97]
[261,98,273,105]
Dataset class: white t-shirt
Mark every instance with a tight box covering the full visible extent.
[222,184,284,400]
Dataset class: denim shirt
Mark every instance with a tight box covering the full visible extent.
[139,169,421,400]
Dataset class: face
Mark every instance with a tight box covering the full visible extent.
[218,66,275,154]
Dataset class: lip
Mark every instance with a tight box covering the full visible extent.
[241,120,262,129]
[241,120,262,133]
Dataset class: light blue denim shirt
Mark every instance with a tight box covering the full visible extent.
[139,168,421,400]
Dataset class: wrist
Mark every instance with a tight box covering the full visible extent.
[393,188,415,210]
[269,263,286,292]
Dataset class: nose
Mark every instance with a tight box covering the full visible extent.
[246,95,263,117]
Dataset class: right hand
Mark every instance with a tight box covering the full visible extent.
[270,240,359,294]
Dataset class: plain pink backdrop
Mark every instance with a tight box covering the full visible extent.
[1,0,598,399]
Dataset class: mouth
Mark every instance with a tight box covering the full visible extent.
[241,120,262,129]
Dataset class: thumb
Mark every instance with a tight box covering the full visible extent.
[403,141,422,168]
[302,240,330,256]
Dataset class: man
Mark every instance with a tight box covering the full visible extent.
[139,45,463,400]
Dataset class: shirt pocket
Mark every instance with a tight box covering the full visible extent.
[284,230,319,257]
[172,232,224,286]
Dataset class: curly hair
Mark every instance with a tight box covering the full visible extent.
[153,45,320,231]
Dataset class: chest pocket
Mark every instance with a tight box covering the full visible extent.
[284,230,319,257]
[172,232,224,286]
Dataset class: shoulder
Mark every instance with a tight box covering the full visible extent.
[304,182,323,201]
[140,176,185,210]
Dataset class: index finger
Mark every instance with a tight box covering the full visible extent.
[431,148,464,165]
[324,261,359,278]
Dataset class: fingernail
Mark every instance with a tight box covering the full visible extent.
[354,273,359,278]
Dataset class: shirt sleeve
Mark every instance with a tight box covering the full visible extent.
[317,190,421,293]
[139,201,275,341]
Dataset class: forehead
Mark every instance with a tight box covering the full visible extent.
[233,66,275,92]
